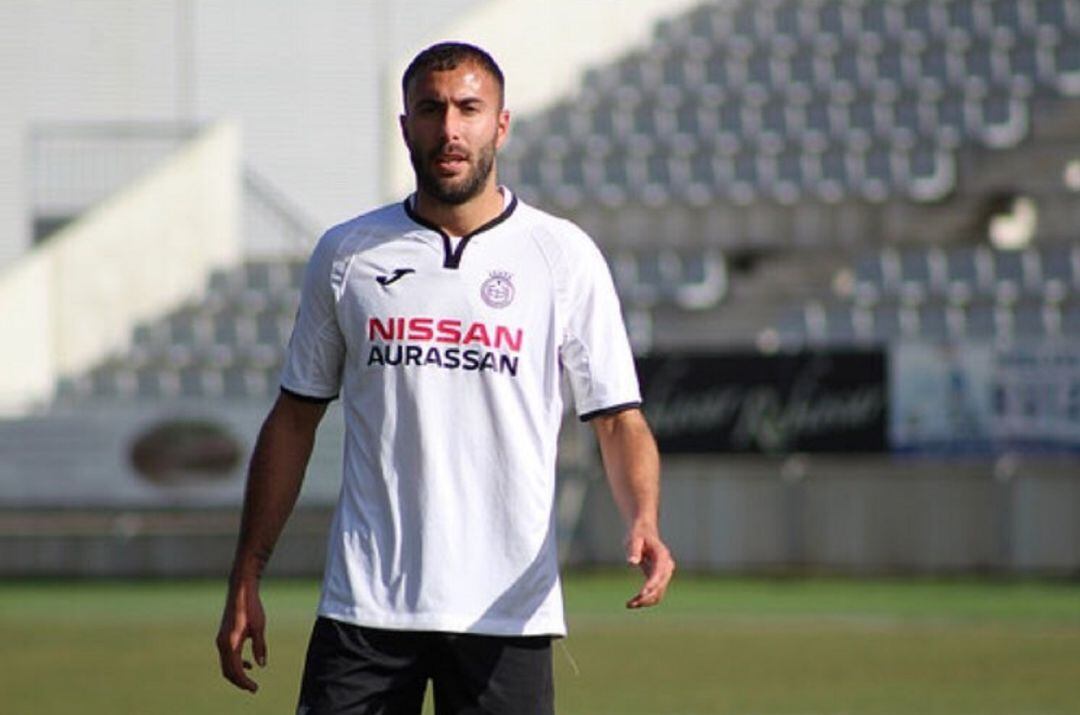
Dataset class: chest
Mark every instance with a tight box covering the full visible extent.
[336,232,552,351]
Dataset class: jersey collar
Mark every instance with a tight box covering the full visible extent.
[402,188,519,269]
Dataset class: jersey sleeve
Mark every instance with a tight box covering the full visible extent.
[279,230,347,401]
[557,228,642,421]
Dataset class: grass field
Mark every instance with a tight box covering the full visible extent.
[2,572,1079,714]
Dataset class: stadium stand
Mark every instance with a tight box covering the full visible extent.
[494,0,1080,348]
[56,258,304,402]
[5,0,1080,578]
[12,0,1078,396]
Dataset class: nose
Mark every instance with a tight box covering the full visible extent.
[439,106,463,142]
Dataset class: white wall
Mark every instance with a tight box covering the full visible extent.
[0,0,481,269]
[0,123,240,415]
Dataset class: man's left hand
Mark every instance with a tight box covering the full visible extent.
[625,524,675,609]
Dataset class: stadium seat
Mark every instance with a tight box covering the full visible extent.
[992,249,1035,303]
[798,98,837,150]
[771,0,805,43]
[917,304,956,341]
[213,313,257,347]
[902,0,945,40]
[946,246,996,303]
[1060,300,1080,335]
[962,44,1000,92]
[887,94,927,147]
[874,43,915,93]
[830,43,870,92]
[286,260,305,290]
[1011,299,1054,338]
[814,1,852,41]
[871,304,913,342]
[859,1,899,41]
[916,45,960,94]
[811,147,852,202]
[91,366,137,399]
[1038,243,1080,301]
[1034,0,1074,37]
[1052,36,1080,94]
[946,0,987,39]
[845,98,880,148]
[255,312,291,347]
[961,302,1007,339]
[786,46,822,91]
[729,152,760,204]
[930,95,971,148]
[1004,43,1048,95]
[756,100,791,150]
[773,150,806,203]
[978,92,1029,148]
[856,146,897,202]
[905,142,955,201]
[990,0,1028,39]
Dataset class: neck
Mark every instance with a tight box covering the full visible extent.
[413,180,504,237]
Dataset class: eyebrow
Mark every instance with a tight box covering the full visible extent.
[411,94,487,111]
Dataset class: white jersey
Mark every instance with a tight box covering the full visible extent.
[280,189,640,637]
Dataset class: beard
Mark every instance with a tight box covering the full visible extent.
[409,135,498,206]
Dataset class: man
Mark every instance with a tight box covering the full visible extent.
[216,42,675,714]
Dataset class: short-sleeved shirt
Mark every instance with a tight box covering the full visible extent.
[281,189,640,637]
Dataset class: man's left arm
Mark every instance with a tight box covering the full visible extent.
[591,408,676,609]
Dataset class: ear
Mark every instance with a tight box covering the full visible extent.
[399,113,409,144]
[495,108,510,150]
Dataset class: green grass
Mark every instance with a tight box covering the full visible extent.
[1,573,1079,714]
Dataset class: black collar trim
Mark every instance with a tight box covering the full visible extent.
[402,193,519,269]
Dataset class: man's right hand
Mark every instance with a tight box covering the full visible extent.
[216,577,268,693]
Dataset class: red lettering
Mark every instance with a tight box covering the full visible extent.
[436,319,462,344]
[369,317,394,341]
[494,326,523,352]
[408,317,434,341]
[463,322,491,347]
[372,317,521,351]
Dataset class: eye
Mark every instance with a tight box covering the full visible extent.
[414,101,443,116]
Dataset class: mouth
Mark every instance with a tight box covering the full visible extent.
[432,149,469,174]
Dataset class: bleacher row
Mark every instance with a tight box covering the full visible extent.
[851,242,1080,304]
[500,0,1080,208]
[57,261,305,401]
[787,296,1080,346]
[778,241,1080,346]
[55,247,725,400]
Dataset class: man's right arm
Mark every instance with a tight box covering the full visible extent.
[216,391,329,693]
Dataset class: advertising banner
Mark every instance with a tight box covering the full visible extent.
[636,351,887,454]
[890,340,1080,454]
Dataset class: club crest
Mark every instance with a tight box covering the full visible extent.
[480,270,515,309]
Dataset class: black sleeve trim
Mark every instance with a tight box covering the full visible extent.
[578,401,642,422]
[280,386,338,404]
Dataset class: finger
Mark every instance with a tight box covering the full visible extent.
[626,554,675,609]
[218,632,259,693]
[252,625,268,668]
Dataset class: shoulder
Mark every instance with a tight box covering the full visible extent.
[511,198,606,268]
[315,201,410,259]
[308,199,412,275]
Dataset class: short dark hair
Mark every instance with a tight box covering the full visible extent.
[402,42,505,109]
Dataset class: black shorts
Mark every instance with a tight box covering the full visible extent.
[297,617,554,715]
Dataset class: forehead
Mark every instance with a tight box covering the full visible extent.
[405,62,500,106]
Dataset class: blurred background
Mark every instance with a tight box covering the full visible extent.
[3,0,1079,580]
[3,1,1080,713]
